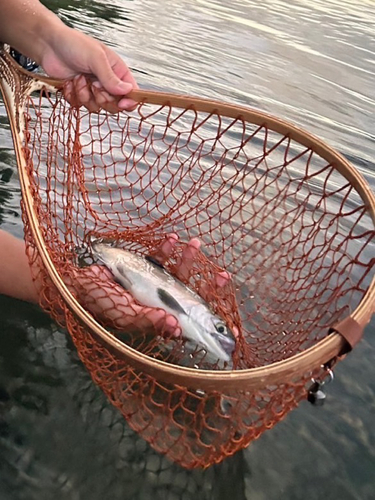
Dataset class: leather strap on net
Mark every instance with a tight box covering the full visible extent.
[330,317,364,355]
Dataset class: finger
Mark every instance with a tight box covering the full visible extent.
[103,45,139,90]
[92,81,137,113]
[91,82,121,114]
[164,315,182,338]
[232,325,240,339]
[78,264,113,281]
[63,80,78,107]
[74,265,181,336]
[100,300,181,337]
[82,98,102,114]
[67,75,101,113]
[175,238,201,281]
[151,233,179,264]
[199,270,232,302]
[141,308,181,338]
[91,47,134,96]
[73,74,91,105]
[118,96,138,112]
[215,270,232,288]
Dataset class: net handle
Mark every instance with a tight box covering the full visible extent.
[1,47,374,391]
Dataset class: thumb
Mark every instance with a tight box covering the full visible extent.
[90,51,133,96]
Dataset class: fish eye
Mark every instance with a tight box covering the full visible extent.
[215,322,227,335]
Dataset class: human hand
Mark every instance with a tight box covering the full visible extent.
[1,1,138,111]
[40,25,138,113]
[73,234,235,338]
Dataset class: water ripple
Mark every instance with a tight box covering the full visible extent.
[1,0,374,498]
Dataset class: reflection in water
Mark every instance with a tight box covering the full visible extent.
[0,302,248,500]
[46,0,129,24]
[0,0,374,498]
[211,451,247,500]
[0,149,22,229]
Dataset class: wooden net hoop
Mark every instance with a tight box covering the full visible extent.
[1,46,374,468]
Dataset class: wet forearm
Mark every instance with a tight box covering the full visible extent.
[0,230,39,303]
[0,0,65,64]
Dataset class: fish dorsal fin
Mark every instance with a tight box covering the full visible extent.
[145,255,165,269]
[157,288,186,315]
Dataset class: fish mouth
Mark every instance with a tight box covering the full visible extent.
[217,335,236,358]
[204,333,235,363]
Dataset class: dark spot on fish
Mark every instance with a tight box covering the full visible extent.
[145,255,165,269]
[157,288,186,315]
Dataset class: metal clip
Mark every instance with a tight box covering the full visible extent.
[307,366,334,406]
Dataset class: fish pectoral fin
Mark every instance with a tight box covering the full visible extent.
[157,288,187,315]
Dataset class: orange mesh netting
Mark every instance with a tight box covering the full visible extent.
[1,47,374,468]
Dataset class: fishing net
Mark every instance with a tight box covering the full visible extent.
[1,46,374,469]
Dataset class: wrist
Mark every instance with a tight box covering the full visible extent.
[27,11,67,64]
[0,1,64,62]
[2,5,66,65]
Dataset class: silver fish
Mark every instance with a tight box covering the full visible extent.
[91,241,236,363]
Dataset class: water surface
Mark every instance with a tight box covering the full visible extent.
[0,1,374,499]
